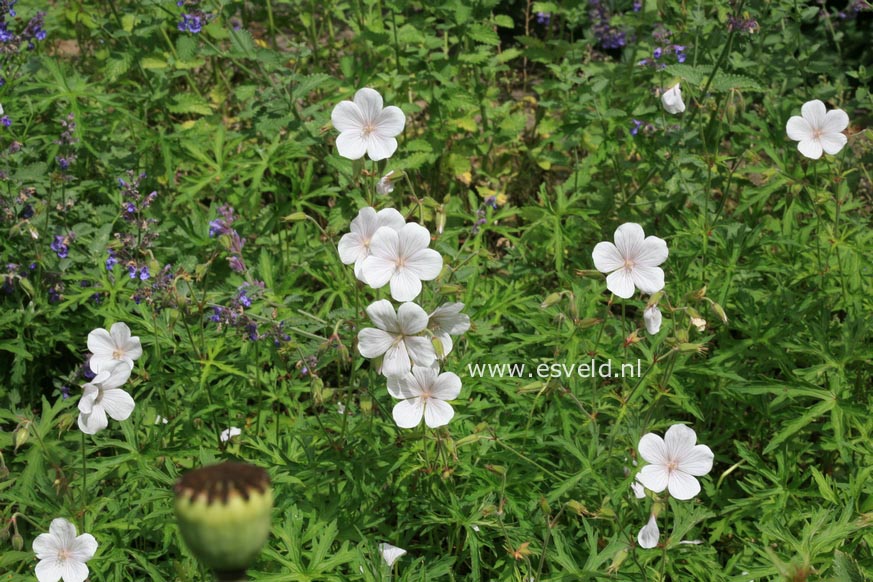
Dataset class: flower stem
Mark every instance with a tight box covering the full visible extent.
[80,431,87,531]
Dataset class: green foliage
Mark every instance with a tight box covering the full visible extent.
[1,0,873,580]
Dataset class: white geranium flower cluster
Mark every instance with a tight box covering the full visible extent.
[332,89,470,429]
[79,322,142,435]
[633,424,714,549]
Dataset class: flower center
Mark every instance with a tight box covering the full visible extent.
[623,258,635,271]
[58,548,71,561]
[362,123,377,137]
[112,348,124,360]
[666,459,679,473]
[812,128,823,140]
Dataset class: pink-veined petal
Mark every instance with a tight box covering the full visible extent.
[405,248,443,281]
[631,265,665,295]
[404,336,436,368]
[636,236,669,268]
[60,559,89,582]
[797,138,823,160]
[109,322,131,348]
[410,365,438,391]
[423,398,454,428]
[606,268,635,299]
[86,328,115,357]
[679,444,714,476]
[398,223,432,256]
[99,365,132,390]
[358,328,395,358]
[375,106,406,137]
[667,470,701,500]
[376,208,406,231]
[362,256,397,289]
[35,559,65,582]
[78,407,108,435]
[393,398,424,428]
[100,388,135,421]
[591,241,624,274]
[365,299,399,332]
[354,207,379,236]
[786,115,813,142]
[338,232,366,265]
[613,223,646,261]
[388,372,418,399]
[819,132,847,156]
[389,268,423,302]
[32,532,62,560]
[801,99,827,129]
[369,225,401,260]
[664,424,698,459]
[382,342,412,377]
[331,100,364,133]
[636,465,669,493]
[365,134,397,161]
[70,533,98,562]
[822,108,849,134]
[430,372,462,400]
[638,433,668,465]
[396,302,429,334]
[336,131,368,160]
[353,88,384,125]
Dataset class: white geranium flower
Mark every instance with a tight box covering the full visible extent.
[87,322,142,374]
[428,302,471,358]
[337,207,406,282]
[661,83,685,114]
[361,223,443,302]
[643,305,662,335]
[636,424,714,500]
[786,99,849,160]
[77,366,135,435]
[331,88,406,161]
[388,366,461,428]
[376,171,397,195]
[631,477,646,499]
[357,300,436,377]
[592,223,668,299]
[378,543,407,567]
[32,518,98,582]
[637,514,659,549]
[220,427,242,442]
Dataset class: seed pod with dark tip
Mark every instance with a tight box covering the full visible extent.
[174,462,272,579]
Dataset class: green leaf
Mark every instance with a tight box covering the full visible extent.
[168,93,213,116]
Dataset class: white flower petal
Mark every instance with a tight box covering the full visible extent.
[404,336,437,368]
[375,106,406,137]
[78,407,108,435]
[822,108,849,134]
[797,138,823,160]
[636,236,669,268]
[800,99,827,129]
[638,433,668,465]
[353,88,384,124]
[387,372,419,399]
[423,398,454,428]
[32,532,62,560]
[613,223,646,259]
[644,305,662,335]
[35,559,65,582]
[99,388,135,421]
[70,534,98,562]
[365,299,399,332]
[358,328,395,359]
[396,302,429,334]
[430,372,462,400]
[631,479,646,499]
[382,342,412,377]
[393,398,424,428]
[819,132,847,156]
[389,268,423,302]
[99,364,133,390]
[362,256,398,290]
[591,241,624,274]
[376,208,406,231]
[637,515,660,549]
[338,232,366,265]
[379,543,407,567]
[606,269,635,299]
[678,444,714,476]
[405,248,443,280]
[331,100,364,133]
[631,265,665,295]
[786,115,812,142]
[365,134,397,161]
[636,465,669,493]
[667,470,701,500]
[664,424,698,458]
[336,131,368,160]
[60,559,89,582]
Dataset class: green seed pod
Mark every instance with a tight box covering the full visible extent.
[174,463,272,579]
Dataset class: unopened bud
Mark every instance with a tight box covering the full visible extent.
[540,292,563,309]
[710,302,728,323]
[432,336,445,359]
[607,549,629,574]
[575,317,602,329]
[565,500,587,516]
[282,212,308,222]
[485,464,506,475]
[14,427,29,451]
[436,207,446,235]
[678,342,708,354]
[11,532,23,551]
[690,286,707,300]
